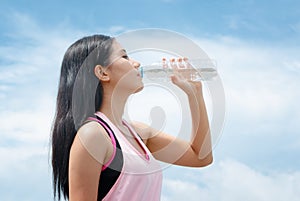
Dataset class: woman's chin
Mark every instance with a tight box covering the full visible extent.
[134,84,144,93]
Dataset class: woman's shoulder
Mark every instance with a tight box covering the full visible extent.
[71,121,114,164]
[77,120,112,142]
[129,121,153,142]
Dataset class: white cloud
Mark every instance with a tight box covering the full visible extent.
[0,94,55,142]
[283,60,300,74]
[0,13,75,200]
[194,36,300,130]
[108,26,126,34]
[162,159,300,201]
[223,15,257,32]
[188,35,300,171]
[162,179,211,201]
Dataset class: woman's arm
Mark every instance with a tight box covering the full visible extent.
[69,121,113,201]
[133,72,213,167]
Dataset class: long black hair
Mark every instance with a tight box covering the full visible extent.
[50,34,114,200]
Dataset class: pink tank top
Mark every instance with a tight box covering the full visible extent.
[95,112,162,201]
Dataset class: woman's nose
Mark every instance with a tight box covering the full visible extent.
[131,59,140,69]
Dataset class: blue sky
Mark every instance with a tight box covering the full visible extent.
[1,0,300,201]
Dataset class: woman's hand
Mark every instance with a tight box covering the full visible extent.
[168,57,203,96]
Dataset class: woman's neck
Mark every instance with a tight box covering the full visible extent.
[99,87,129,128]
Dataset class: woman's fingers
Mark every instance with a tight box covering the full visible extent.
[167,57,203,94]
[183,57,192,69]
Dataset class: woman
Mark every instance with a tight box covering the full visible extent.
[51,34,213,201]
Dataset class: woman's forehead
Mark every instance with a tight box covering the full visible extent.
[107,40,127,66]
[110,41,126,56]
[111,40,125,53]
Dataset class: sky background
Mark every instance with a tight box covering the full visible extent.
[0,0,300,200]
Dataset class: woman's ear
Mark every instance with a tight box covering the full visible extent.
[94,65,110,82]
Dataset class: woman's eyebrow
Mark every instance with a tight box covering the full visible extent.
[114,49,127,56]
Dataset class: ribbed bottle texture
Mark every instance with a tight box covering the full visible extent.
[140,58,217,82]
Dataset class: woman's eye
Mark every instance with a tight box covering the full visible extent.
[122,55,129,60]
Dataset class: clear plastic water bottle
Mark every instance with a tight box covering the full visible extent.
[140,58,218,82]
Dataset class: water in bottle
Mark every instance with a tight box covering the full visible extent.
[140,58,218,82]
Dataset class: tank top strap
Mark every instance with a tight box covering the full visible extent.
[86,116,117,171]
[122,119,150,161]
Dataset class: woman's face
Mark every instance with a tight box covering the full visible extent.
[105,40,143,93]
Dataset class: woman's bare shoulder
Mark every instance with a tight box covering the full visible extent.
[77,121,111,142]
[129,121,153,141]
[71,121,113,165]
